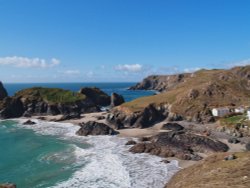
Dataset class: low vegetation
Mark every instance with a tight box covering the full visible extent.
[121,66,250,121]
[166,152,250,188]
[15,87,86,104]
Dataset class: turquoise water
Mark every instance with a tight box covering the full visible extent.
[0,120,89,188]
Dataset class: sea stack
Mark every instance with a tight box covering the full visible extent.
[0,81,8,100]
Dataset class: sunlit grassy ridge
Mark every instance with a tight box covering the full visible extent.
[15,87,86,104]
[122,66,250,117]
[166,152,250,188]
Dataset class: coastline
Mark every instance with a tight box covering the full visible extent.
[22,111,246,169]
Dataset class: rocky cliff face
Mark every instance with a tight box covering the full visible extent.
[110,65,250,126]
[129,73,191,92]
[0,81,8,100]
[0,87,111,119]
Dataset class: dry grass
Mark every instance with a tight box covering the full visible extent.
[166,152,250,188]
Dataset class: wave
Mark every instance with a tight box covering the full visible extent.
[14,119,180,188]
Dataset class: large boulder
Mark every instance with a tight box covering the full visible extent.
[110,93,125,107]
[79,87,110,106]
[76,121,119,136]
[0,82,8,100]
[129,131,229,161]
[161,122,184,131]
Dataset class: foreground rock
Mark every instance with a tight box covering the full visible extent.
[166,152,250,188]
[161,123,184,131]
[0,183,16,188]
[129,131,229,160]
[110,93,125,107]
[0,81,8,100]
[76,121,119,136]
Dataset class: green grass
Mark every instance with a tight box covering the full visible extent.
[220,114,246,126]
[15,87,86,104]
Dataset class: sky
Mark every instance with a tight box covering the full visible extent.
[0,0,250,83]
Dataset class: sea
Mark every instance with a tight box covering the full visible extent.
[0,83,179,188]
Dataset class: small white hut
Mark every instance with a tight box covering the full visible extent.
[247,109,250,120]
[212,107,230,117]
[235,107,245,113]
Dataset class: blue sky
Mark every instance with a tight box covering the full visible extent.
[0,0,250,83]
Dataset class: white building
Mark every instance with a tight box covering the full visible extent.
[247,109,250,120]
[235,107,245,113]
[212,107,230,117]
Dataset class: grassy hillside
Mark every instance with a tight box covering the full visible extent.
[166,152,250,188]
[121,66,250,120]
[15,87,86,104]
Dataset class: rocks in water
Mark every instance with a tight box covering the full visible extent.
[224,154,237,161]
[246,142,250,151]
[110,93,125,107]
[0,183,16,188]
[23,120,36,125]
[228,137,240,144]
[125,140,137,145]
[129,131,229,161]
[76,121,119,136]
[79,87,110,106]
[0,82,8,100]
[161,122,184,131]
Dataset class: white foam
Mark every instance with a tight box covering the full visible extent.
[14,119,180,188]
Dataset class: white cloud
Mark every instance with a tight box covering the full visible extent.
[114,64,143,72]
[0,56,60,68]
[60,70,80,75]
[183,67,201,73]
[228,58,250,68]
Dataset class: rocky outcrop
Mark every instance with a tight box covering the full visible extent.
[0,97,24,119]
[76,121,119,136]
[161,123,184,131]
[79,87,110,106]
[23,120,36,125]
[110,93,125,107]
[0,87,110,119]
[129,131,229,160]
[0,82,8,100]
[129,74,191,92]
[107,104,170,129]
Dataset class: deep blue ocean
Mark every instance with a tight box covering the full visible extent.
[0,83,179,188]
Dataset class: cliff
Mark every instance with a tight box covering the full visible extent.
[0,87,110,119]
[108,66,250,127]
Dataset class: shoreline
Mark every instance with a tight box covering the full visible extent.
[19,111,247,170]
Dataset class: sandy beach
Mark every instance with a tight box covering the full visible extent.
[27,111,247,169]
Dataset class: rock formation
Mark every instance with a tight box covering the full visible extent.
[79,87,110,106]
[0,87,111,119]
[161,122,184,131]
[0,81,8,100]
[129,131,229,160]
[76,121,119,136]
[110,93,125,107]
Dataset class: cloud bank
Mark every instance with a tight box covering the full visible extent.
[114,64,143,72]
[0,56,60,68]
